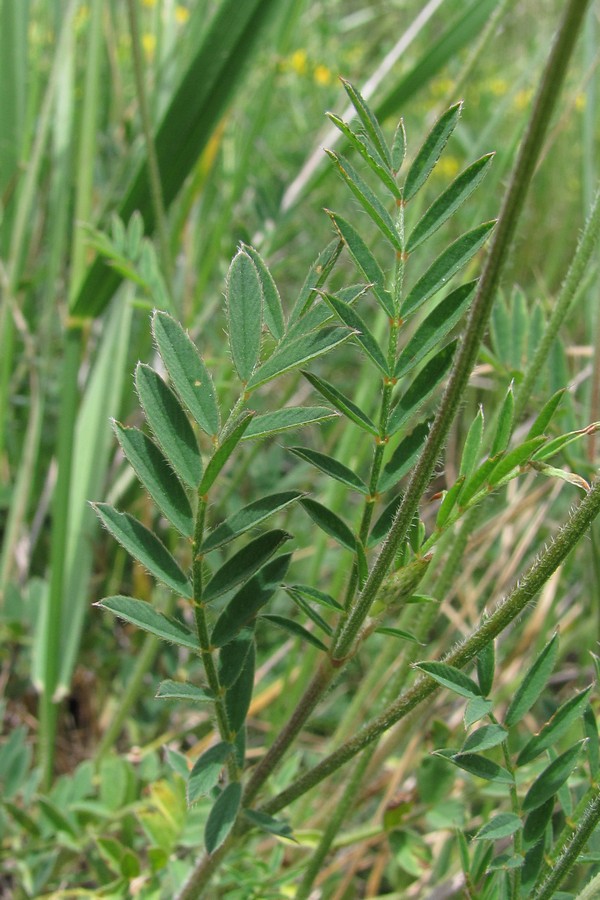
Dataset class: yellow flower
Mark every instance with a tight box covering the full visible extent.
[290,48,308,75]
[313,64,332,86]
[488,77,508,97]
[575,93,586,111]
[142,33,156,59]
[175,5,190,24]
[435,156,460,179]
[514,88,533,111]
[142,0,156,7]
[430,77,455,98]
[74,5,89,29]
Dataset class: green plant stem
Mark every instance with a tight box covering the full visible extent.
[125,0,173,292]
[531,783,600,900]
[331,0,591,663]
[260,475,600,818]
[515,185,600,422]
[39,323,83,788]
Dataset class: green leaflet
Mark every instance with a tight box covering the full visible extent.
[135,363,203,488]
[527,388,566,439]
[299,498,356,551]
[340,77,392,169]
[242,809,295,840]
[204,782,242,855]
[152,311,220,436]
[113,423,193,537]
[395,281,476,380]
[218,628,255,689]
[155,680,214,702]
[436,477,465,530]
[459,407,484,480]
[490,383,514,456]
[289,446,368,494]
[320,291,390,375]
[199,412,254,494]
[458,454,503,507]
[202,491,302,552]
[368,493,403,547]
[227,248,263,383]
[403,102,462,202]
[391,120,407,174]
[327,210,395,316]
[326,114,400,199]
[284,583,343,612]
[435,749,513,784]
[211,554,292,648]
[415,661,481,700]
[486,436,546,486]
[288,239,343,325]
[379,420,432,493]
[246,326,352,391]
[477,642,495,697]
[387,342,456,436]
[92,504,192,597]
[225,639,255,732]
[242,244,285,340]
[374,626,422,645]
[242,406,338,440]
[406,154,494,252]
[96,596,198,649]
[504,634,559,727]
[286,592,333,636]
[261,614,328,651]
[522,742,585,812]
[203,530,292,603]
[325,150,402,251]
[461,724,507,754]
[474,814,522,841]
[403,222,495,317]
[302,370,378,436]
[188,742,234,804]
[517,687,593,767]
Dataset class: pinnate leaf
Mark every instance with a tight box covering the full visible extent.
[96,596,198,649]
[113,423,194,536]
[93,504,192,597]
[204,782,242,854]
[152,311,219,436]
[135,363,203,488]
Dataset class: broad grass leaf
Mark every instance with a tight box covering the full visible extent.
[242,244,285,340]
[406,154,494,252]
[152,311,219,436]
[403,103,462,202]
[243,809,295,840]
[199,412,254,494]
[378,420,432,492]
[113,423,194,536]
[302,370,378,436]
[261,614,328,651]
[522,742,585,812]
[92,504,192,597]
[340,78,392,169]
[504,633,559,728]
[156,680,214,702]
[517,687,593,767]
[327,211,394,315]
[474,813,521,841]
[202,491,302,552]
[326,114,399,198]
[416,662,481,700]
[203,530,292,602]
[299,498,356,551]
[135,364,203,488]
[96,596,198,649]
[226,248,263,383]
[188,742,233,804]
[403,222,495,317]
[218,629,255,689]
[246,326,352,391]
[204,782,242,855]
[394,282,476,380]
[435,750,513,784]
[321,291,390,375]
[242,406,338,439]
[225,641,255,731]
[325,150,402,251]
[289,446,368,493]
[288,239,343,325]
[462,725,507,754]
[490,383,514,455]
[211,554,292,648]
[388,342,456,436]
